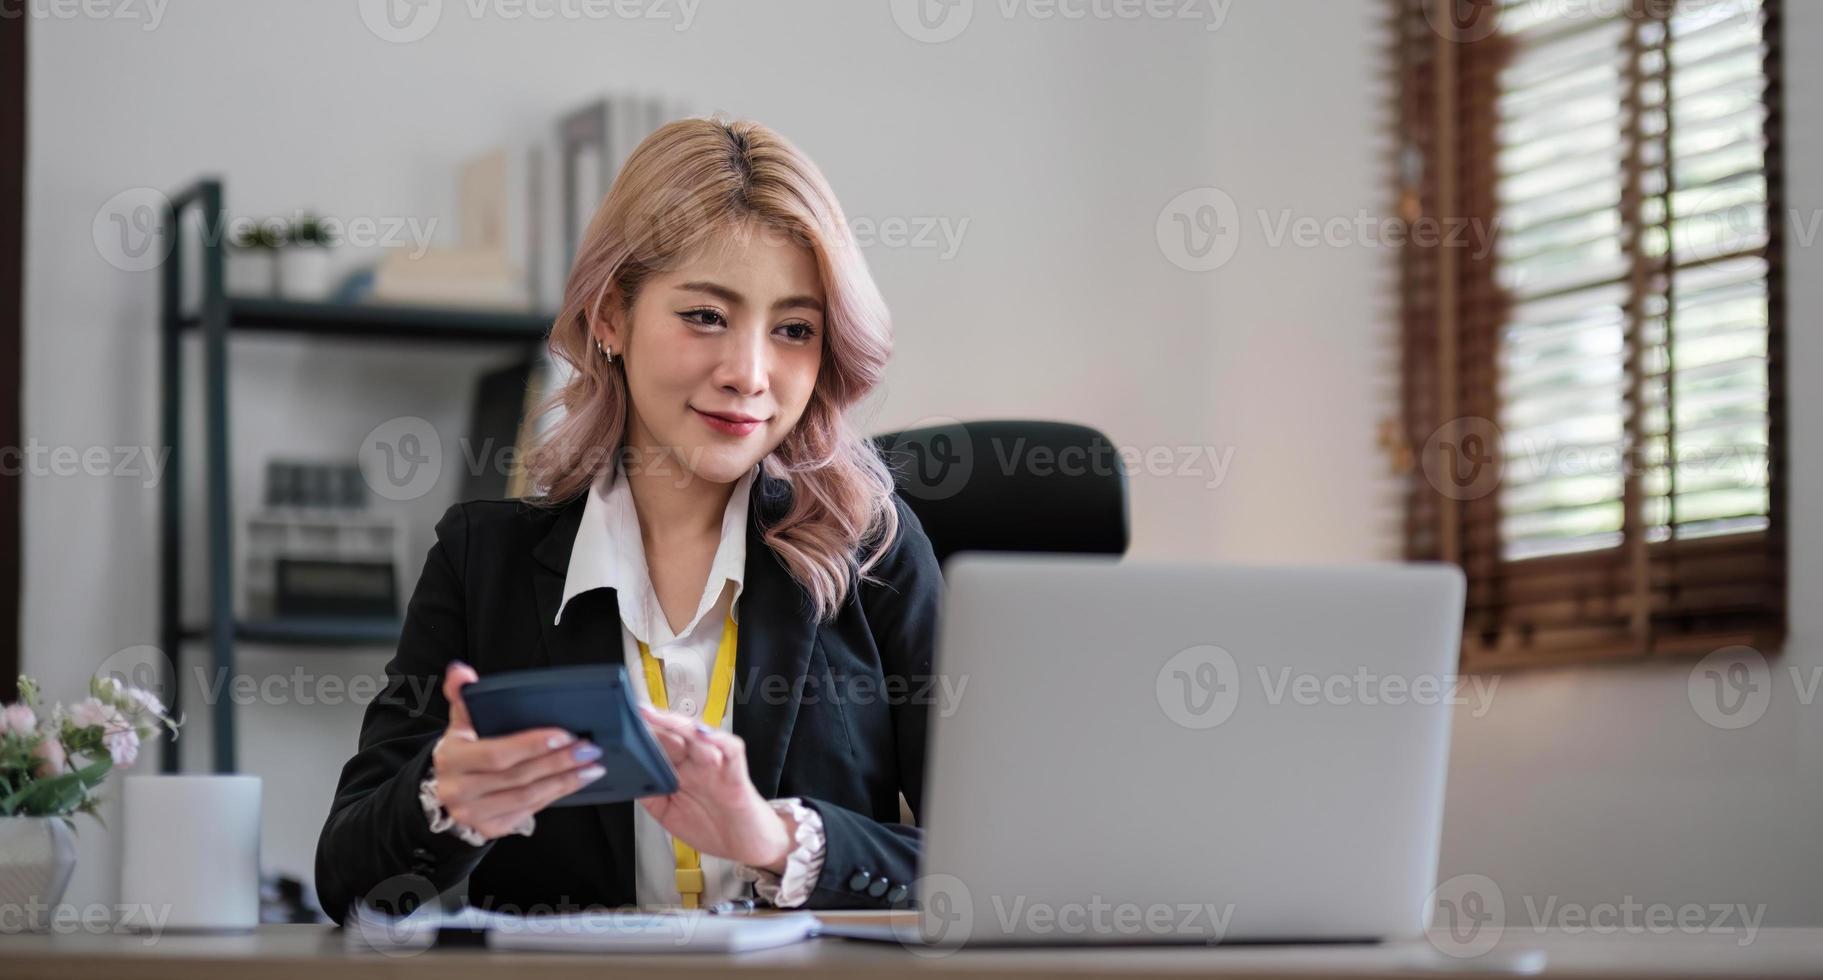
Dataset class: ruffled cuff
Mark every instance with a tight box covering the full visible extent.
[418,773,533,847]
[735,798,825,908]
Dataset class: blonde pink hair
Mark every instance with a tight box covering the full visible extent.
[523,116,901,623]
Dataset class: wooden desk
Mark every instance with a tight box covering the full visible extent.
[5,917,1822,979]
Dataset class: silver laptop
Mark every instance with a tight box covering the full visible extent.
[900,553,1466,947]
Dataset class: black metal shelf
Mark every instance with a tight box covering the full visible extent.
[177,297,551,342]
[178,617,404,647]
[158,177,551,774]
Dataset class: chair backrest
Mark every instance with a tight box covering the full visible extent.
[870,420,1130,567]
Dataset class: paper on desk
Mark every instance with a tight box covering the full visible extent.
[488,910,817,953]
[344,902,817,954]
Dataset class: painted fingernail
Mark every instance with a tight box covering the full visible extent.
[578,765,606,783]
[572,743,602,762]
[694,721,712,735]
[547,733,574,750]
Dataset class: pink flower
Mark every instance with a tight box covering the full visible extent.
[2,703,34,736]
[123,687,166,718]
[69,697,125,732]
[104,727,141,769]
[31,736,67,778]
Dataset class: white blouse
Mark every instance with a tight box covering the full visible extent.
[421,460,825,908]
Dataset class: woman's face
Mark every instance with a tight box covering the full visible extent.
[597,220,826,487]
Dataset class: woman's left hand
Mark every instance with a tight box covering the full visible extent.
[638,705,795,874]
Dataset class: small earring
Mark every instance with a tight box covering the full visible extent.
[597,340,614,363]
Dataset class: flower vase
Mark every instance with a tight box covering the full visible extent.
[0,815,77,933]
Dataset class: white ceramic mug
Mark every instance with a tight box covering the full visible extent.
[119,774,262,931]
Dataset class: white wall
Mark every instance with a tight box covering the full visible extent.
[1434,1,1823,928]
[23,0,1816,929]
[26,0,1391,914]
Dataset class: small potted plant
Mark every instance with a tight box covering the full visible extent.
[0,674,179,932]
[226,218,285,297]
[277,212,337,300]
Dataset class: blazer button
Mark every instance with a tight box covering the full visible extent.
[887,884,909,904]
[847,871,872,892]
[867,877,889,898]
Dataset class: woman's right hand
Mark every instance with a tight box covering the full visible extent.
[429,660,607,840]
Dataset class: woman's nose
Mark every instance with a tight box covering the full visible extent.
[716,324,769,395]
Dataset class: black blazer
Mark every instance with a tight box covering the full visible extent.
[314,469,943,924]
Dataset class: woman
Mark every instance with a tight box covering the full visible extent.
[315,117,941,924]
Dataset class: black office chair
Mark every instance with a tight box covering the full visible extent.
[870,420,1130,567]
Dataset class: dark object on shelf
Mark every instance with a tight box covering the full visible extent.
[179,617,403,647]
[244,464,399,622]
[462,357,540,503]
[558,94,674,273]
[558,99,610,277]
[265,460,367,509]
[274,558,399,619]
[329,264,377,304]
[177,295,550,341]
[158,177,554,774]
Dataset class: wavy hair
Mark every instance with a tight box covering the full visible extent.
[522,115,901,623]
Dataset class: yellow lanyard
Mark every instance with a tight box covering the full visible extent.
[637,614,738,910]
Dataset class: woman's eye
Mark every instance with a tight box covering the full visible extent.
[680,309,815,342]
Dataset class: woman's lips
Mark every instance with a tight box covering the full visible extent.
[694,408,763,437]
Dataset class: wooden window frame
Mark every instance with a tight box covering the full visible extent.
[1390,0,1788,670]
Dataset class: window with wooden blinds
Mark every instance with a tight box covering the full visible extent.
[1390,0,1786,669]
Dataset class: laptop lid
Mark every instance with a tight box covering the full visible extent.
[915,554,1467,947]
